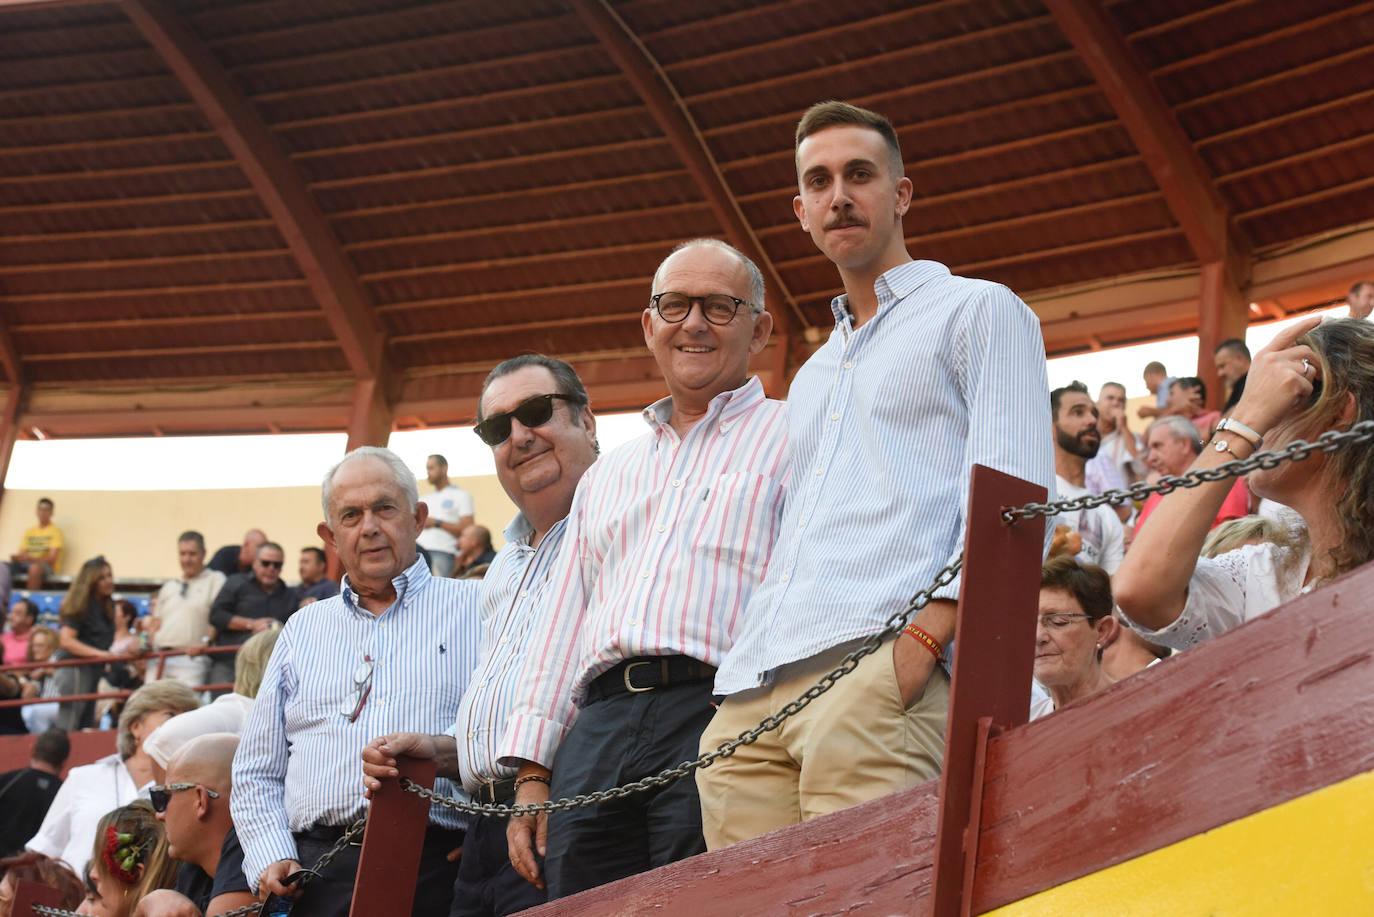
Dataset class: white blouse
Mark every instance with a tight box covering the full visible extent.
[1123,542,1310,651]
[26,753,141,877]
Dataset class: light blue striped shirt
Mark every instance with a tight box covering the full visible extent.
[715,260,1053,694]
[232,558,482,890]
[447,512,569,795]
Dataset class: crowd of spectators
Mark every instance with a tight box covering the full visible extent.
[0,100,1370,917]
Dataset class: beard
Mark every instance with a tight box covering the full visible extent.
[1056,425,1101,459]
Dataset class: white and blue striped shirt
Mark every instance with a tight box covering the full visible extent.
[232,558,482,890]
[715,260,1054,695]
[447,512,569,794]
[499,376,788,768]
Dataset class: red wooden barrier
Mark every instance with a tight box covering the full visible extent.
[349,754,437,917]
[930,465,1046,917]
[13,878,64,915]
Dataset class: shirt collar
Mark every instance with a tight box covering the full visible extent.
[503,512,535,547]
[829,259,951,326]
[340,555,430,614]
[641,375,765,433]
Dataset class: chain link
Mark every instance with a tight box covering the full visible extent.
[1005,420,1374,522]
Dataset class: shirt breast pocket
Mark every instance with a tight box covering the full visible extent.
[696,472,785,577]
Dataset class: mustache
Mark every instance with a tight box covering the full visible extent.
[823,210,867,231]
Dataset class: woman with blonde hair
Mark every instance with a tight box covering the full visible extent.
[142,623,282,779]
[78,802,176,917]
[54,556,118,730]
[1117,316,1374,648]
[25,681,199,878]
[19,626,61,734]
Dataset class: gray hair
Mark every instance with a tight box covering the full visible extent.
[320,446,419,522]
[1146,415,1203,455]
[651,238,765,313]
[117,680,201,760]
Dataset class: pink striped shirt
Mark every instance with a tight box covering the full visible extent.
[498,376,788,768]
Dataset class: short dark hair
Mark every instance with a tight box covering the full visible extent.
[428,454,448,468]
[795,100,903,176]
[36,498,53,510]
[1100,381,1126,395]
[301,546,327,565]
[1041,555,1113,622]
[177,530,205,551]
[469,525,492,551]
[477,354,590,425]
[12,598,38,624]
[1349,280,1373,298]
[33,727,70,769]
[257,541,284,558]
[1050,380,1090,419]
[1174,376,1207,402]
[1215,338,1250,359]
[1143,361,1167,375]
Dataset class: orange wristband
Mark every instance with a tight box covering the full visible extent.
[902,623,943,660]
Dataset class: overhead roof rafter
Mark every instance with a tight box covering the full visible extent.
[117,0,385,384]
[566,0,807,341]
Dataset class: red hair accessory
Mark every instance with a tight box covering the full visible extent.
[103,825,145,885]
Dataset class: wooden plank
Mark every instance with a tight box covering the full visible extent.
[0,386,23,513]
[346,377,393,451]
[566,0,805,344]
[971,560,1374,913]
[930,465,1047,917]
[521,778,942,916]
[119,0,384,383]
[1195,259,1248,409]
[350,755,436,917]
[11,878,64,916]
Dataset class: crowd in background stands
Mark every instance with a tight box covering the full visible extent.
[0,98,1370,917]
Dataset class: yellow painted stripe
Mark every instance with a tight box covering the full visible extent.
[986,770,1374,916]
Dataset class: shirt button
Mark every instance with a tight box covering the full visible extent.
[672,479,681,487]
[830,413,840,421]
[641,570,650,578]
[719,422,731,432]
[520,591,529,599]
[656,524,666,533]
[843,361,853,370]
[815,466,825,476]
[798,519,806,528]
[467,732,476,740]
[781,573,790,582]
[498,636,508,645]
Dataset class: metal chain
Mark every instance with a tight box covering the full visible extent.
[400,417,1374,818]
[1005,420,1374,522]
[212,817,368,917]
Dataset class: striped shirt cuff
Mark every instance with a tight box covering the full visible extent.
[243,830,299,896]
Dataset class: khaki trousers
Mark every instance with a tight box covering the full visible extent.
[697,636,948,850]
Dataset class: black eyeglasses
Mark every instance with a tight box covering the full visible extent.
[149,782,219,813]
[1037,613,1094,631]
[474,393,580,446]
[649,292,754,326]
[257,559,283,569]
[339,657,373,722]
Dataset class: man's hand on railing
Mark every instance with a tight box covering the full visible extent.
[507,763,550,890]
[361,732,443,798]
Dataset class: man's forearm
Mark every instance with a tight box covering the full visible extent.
[431,735,460,781]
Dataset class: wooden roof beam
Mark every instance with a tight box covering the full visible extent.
[1043,0,1250,282]
[567,0,807,342]
[119,0,384,383]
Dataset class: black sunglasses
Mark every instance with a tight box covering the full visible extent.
[474,393,580,446]
[149,782,219,813]
[257,559,283,569]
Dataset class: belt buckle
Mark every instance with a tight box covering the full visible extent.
[622,660,654,693]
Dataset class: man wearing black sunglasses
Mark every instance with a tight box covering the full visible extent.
[497,239,789,899]
[207,542,297,697]
[362,354,597,917]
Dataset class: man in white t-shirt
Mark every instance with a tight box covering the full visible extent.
[416,454,475,578]
[1050,382,1123,574]
[150,531,226,688]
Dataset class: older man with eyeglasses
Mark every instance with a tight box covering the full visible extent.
[232,447,482,917]
[493,238,789,900]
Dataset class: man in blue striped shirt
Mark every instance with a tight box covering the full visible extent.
[702,101,1054,848]
[232,446,482,917]
[361,355,599,917]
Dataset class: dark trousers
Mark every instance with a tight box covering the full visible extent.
[450,813,546,917]
[290,823,463,917]
[543,679,715,899]
[54,663,101,731]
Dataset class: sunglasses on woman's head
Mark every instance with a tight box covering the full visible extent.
[474,393,580,446]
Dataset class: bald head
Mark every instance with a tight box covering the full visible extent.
[166,732,239,794]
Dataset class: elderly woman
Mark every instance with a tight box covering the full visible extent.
[25,680,199,877]
[1117,317,1374,648]
[77,802,176,917]
[1030,555,1118,719]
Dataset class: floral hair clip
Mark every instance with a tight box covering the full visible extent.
[103,825,149,885]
